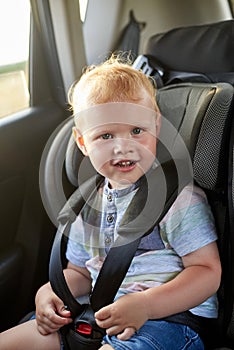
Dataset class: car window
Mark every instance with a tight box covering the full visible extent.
[0,0,30,118]
[79,0,88,22]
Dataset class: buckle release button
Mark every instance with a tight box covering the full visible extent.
[76,323,92,335]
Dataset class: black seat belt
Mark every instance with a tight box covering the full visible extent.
[114,10,146,60]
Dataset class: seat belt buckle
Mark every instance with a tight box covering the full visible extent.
[75,321,93,337]
[74,304,105,340]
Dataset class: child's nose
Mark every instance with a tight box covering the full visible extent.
[113,138,134,155]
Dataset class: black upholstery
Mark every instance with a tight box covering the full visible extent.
[157,83,234,348]
[157,83,233,190]
[145,20,234,74]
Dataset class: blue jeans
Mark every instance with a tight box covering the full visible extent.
[103,320,204,350]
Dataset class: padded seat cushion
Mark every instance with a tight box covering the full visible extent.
[156,83,233,190]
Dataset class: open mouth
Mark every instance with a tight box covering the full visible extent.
[114,160,136,168]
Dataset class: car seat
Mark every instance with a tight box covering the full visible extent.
[39,88,234,349]
[38,20,234,350]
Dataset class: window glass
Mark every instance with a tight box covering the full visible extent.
[79,0,88,22]
[0,0,30,118]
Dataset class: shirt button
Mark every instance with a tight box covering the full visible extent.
[106,214,114,223]
[107,194,112,202]
[105,237,112,245]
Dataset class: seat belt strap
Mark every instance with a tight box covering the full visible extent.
[91,159,185,310]
[49,175,104,317]
[49,222,83,317]
[91,238,141,311]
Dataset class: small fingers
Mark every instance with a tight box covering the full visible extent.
[117,327,137,340]
[95,306,111,321]
[36,310,72,334]
[106,325,123,337]
[37,323,51,335]
[95,316,113,329]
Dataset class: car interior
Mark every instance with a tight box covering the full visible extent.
[1,1,234,349]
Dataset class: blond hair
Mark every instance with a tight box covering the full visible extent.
[68,55,159,113]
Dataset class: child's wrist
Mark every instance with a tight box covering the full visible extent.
[140,291,152,320]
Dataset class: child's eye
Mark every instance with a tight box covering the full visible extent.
[132,127,142,135]
[101,133,113,140]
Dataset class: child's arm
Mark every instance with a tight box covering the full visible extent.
[95,241,221,340]
[35,262,92,335]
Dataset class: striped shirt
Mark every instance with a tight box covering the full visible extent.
[66,180,218,318]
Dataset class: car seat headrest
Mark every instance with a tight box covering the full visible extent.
[145,19,234,73]
[64,82,233,192]
[157,82,233,191]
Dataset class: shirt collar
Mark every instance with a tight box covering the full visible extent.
[103,178,140,198]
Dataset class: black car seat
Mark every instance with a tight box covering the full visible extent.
[39,86,234,349]
[38,20,234,350]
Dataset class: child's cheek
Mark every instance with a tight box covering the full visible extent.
[88,142,113,172]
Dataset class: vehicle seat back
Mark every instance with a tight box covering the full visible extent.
[157,83,234,348]
[139,19,234,348]
[145,19,234,84]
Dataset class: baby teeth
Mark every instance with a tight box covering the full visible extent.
[118,161,132,167]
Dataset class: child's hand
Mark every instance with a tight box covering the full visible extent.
[95,292,148,340]
[116,326,137,340]
[35,282,72,335]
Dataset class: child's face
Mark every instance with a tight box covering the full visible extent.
[74,101,160,189]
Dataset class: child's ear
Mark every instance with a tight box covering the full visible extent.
[72,127,88,156]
